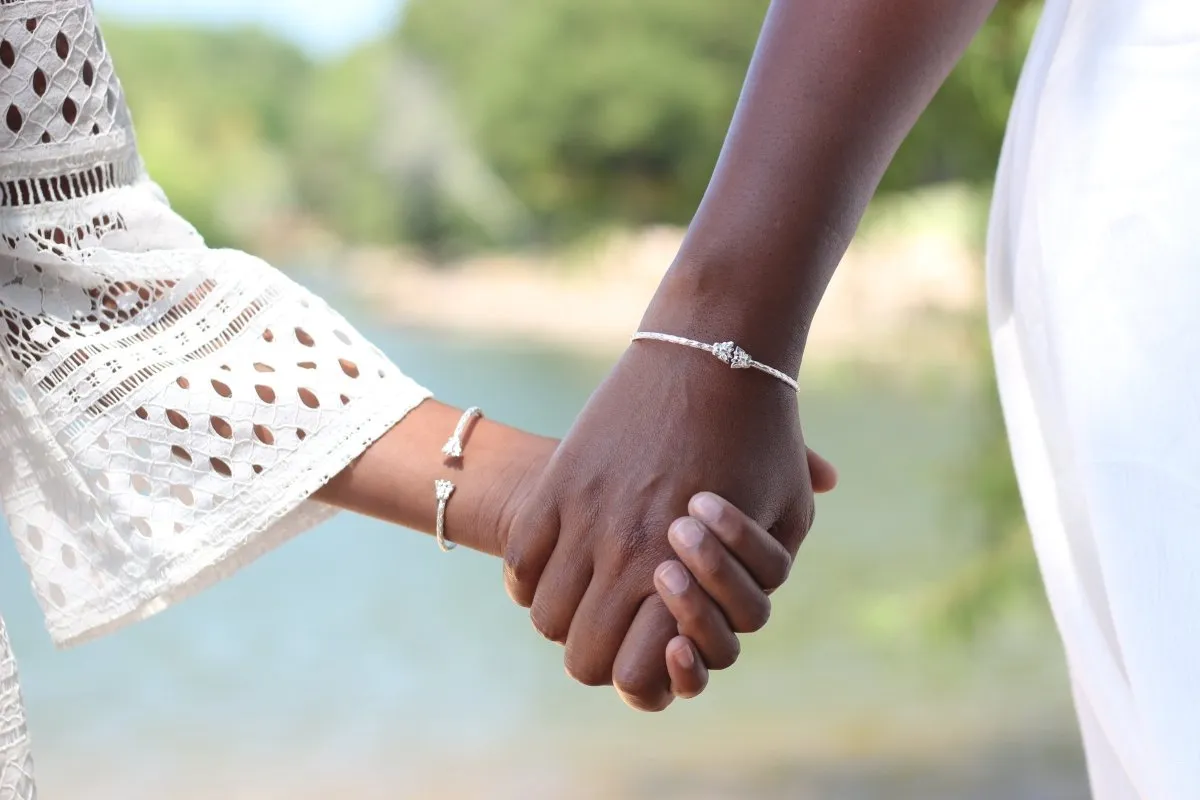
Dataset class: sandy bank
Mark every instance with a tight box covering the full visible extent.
[317,186,987,366]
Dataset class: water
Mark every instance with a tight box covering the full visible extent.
[0,306,1088,798]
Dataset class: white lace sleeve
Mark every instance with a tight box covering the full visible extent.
[0,620,32,800]
[0,0,432,647]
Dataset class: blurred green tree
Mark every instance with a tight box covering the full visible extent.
[400,0,1042,240]
[103,24,312,248]
[103,1,1042,253]
[934,331,1044,638]
[99,3,1045,633]
[400,0,769,238]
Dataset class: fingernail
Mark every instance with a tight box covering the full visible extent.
[658,562,689,595]
[670,517,704,550]
[672,640,695,669]
[691,493,723,527]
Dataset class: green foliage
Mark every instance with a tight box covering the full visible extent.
[104,1,1041,254]
[103,24,312,248]
[857,327,1046,644]
[936,345,1044,638]
[401,0,1042,239]
[884,1,1043,191]
[287,41,405,245]
[103,22,516,258]
[400,0,770,238]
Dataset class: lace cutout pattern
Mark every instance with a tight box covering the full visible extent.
[0,245,427,646]
[0,0,431,651]
[0,619,33,800]
[0,0,138,201]
[1,209,126,258]
[0,4,434,797]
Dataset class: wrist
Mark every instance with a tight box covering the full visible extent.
[448,422,555,557]
[639,257,813,378]
[317,401,553,558]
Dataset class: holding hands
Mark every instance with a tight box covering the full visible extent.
[653,465,836,703]
[501,338,835,711]
[324,339,834,713]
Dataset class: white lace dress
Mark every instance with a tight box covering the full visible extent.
[0,2,432,795]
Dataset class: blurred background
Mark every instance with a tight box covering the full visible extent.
[0,0,1091,797]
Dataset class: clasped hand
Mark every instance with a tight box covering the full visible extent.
[502,342,835,710]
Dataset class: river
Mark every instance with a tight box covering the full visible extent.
[0,299,1088,798]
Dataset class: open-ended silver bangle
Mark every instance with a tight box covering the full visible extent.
[434,479,456,552]
[442,406,483,459]
[434,406,484,552]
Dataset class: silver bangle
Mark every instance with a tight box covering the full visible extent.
[434,479,457,552]
[434,406,482,552]
[630,332,799,392]
[442,406,483,459]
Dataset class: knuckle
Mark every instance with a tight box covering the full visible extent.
[507,503,540,545]
[613,666,669,710]
[620,688,672,713]
[737,597,772,634]
[504,581,534,609]
[529,605,568,645]
[564,654,612,688]
[502,545,525,579]
[720,517,748,552]
[613,523,655,568]
[774,508,811,556]
[761,552,793,593]
[692,544,725,580]
[797,494,816,530]
[502,551,535,606]
[706,637,741,671]
[671,591,705,628]
[506,589,533,609]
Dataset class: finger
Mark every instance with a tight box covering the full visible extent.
[665,517,772,633]
[689,493,793,592]
[806,448,838,494]
[611,595,678,712]
[563,574,644,687]
[503,499,560,608]
[529,545,592,645]
[666,636,708,699]
[654,560,741,669]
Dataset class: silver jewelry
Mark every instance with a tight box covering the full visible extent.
[434,479,457,552]
[631,332,799,392]
[435,407,482,552]
[442,406,484,459]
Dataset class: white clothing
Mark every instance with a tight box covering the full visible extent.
[989,0,1200,796]
[0,2,430,795]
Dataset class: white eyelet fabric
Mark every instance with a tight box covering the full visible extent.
[0,619,32,800]
[0,3,432,794]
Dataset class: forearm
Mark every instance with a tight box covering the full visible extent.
[315,400,554,556]
[642,0,999,374]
